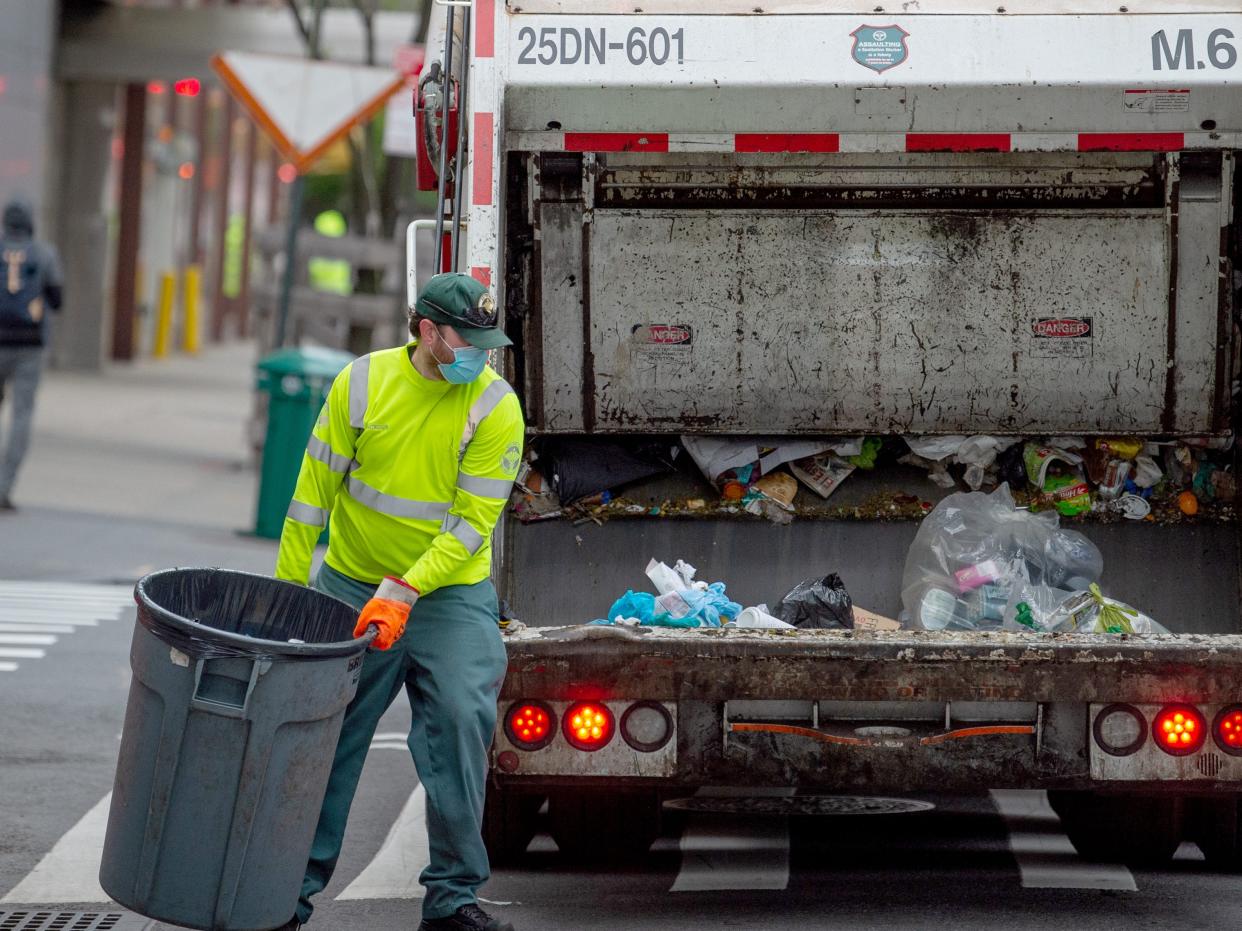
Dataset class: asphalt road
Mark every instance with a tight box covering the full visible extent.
[1,517,1240,931]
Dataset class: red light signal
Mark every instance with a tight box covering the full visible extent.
[147,80,166,96]
[1152,705,1206,756]
[174,78,201,98]
[563,702,614,751]
[504,701,555,751]
[1214,706,1242,756]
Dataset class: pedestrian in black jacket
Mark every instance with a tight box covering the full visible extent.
[0,199,63,511]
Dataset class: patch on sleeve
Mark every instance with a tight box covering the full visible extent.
[500,444,521,476]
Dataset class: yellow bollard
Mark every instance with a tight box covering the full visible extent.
[182,264,201,355]
[153,271,176,359]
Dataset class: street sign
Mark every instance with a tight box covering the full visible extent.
[211,51,406,173]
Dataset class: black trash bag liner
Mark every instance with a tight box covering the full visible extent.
[776,573,855,630]
[535,437,679,504]
[136,567,363,661]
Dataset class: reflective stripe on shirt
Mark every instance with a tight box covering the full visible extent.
[456,472,514,500]
[307,435,352,473]
[443,513,485,555]
[288,499,329,528]
[349,354,371,430]
[458,379,515,461]
[346,475,451,522]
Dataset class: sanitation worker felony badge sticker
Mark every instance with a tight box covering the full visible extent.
[851,25,910,73]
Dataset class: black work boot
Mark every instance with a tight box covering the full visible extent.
[418,903,515,931]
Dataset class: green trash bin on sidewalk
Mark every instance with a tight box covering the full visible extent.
[254,347,354,540]
[100,568,372,931]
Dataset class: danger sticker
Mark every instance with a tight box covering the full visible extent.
[1123,88,1191,113]
[1031,317,1093,358]
[631,323,693,362]
[1033,318,1092,339]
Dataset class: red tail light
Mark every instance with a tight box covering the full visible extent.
[1214,706,1242,756]
[563,701,614,751]
[1152,705,1206,756]
[504,701,555,751]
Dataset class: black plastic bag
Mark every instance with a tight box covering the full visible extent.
[136,568,361,660]
[536,437,679,504]
[776,573,854,630]
[997,443,1028,491]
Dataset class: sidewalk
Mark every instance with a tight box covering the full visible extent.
[0,342,284,582]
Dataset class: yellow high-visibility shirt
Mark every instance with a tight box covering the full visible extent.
[275,343,525,595]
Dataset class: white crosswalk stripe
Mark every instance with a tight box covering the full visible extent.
[991,789,1137,891]
[0,623,78,634]
[337,785,432,900]
[670,787,793,893]
[0,581,132,673]
[1,793,112,904]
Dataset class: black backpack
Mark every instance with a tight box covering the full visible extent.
[0,244,46,343]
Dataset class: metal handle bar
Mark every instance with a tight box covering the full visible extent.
[407,218,469,310]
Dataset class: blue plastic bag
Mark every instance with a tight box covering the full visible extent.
[598,583,742,629]
[676,583,743,628]
[608,590,657,623]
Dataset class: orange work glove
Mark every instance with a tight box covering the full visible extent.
[354,576,419,650]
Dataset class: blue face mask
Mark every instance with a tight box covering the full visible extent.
[434,330,488,384]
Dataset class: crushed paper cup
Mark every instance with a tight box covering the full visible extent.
[1117,494,1151,520]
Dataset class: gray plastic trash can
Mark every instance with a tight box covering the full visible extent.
[100,568,371,931]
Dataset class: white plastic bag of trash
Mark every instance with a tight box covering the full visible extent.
[727,606,796,629]
[646,558,705,596]
[1050,584,1170,635]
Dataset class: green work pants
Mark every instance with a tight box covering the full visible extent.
[295,562,507,922]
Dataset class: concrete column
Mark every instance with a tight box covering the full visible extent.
[111,83,147,361]
[237,118,259,337]
[0,0,57,222]
[210,95,236,341]
[50,82,118,372]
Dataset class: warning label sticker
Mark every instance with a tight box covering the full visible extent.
[631,323,693,361]
[1031,317,1093,359]
[1123,89,1191,114]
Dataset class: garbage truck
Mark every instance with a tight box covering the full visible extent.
[408,0,1242,866]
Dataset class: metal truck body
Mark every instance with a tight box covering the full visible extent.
[411,1,1242,862]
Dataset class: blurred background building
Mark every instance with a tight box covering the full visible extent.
[0,0,426,371]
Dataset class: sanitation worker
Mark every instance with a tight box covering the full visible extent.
[273,272,524,931]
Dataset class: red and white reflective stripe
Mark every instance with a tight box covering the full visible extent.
[475,0,495,59]
[735,133,840,153]
[1077,132,1185,152]
[472,112,495,206]
[564,132,670,153]
[508,130,1235,153]
[464,0,504,292]
[906,133,1011,153]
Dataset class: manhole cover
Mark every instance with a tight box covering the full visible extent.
[0,914,144,931]
[664,795,936,816]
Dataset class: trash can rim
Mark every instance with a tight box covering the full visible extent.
[135,567,371,660]
[256,346,356,380]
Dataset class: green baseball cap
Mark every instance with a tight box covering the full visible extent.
[415,272,512,350]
